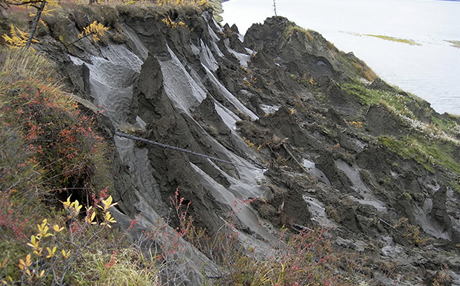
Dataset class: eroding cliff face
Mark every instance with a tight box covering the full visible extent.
[37,6,460,285]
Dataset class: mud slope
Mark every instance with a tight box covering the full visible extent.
[36,6,460,285]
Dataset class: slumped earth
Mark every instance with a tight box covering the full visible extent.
[27,4,460,284]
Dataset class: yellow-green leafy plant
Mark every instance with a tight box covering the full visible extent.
[157,0,208,6]
[2,25,39,50]
[77,21,109,42]
[161,16,187,29]
[3,194,119,284]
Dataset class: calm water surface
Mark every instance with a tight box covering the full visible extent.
[222,0,460,115]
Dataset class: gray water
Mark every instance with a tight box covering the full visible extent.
[222,0,460,115]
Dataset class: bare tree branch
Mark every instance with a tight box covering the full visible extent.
[25,0,45,50]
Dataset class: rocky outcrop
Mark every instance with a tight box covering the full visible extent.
[35,6,460,285]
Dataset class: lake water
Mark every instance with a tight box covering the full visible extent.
[222,0,460,115]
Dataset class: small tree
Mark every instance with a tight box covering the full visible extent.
[273,0,277,16]
[2,25,39,50]
[25,0,45,49]
[2,0,59,50]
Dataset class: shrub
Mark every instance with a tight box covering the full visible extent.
[0,47,128,285]
[161,191,378,285]
[0,47,111,200]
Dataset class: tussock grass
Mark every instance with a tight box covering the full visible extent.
[0,46,59,86]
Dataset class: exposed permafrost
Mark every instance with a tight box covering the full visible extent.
[204,65,258,120]
[335,159,387,212]
[199,40,219,71]
[214,101,241,130]
[159,46,207,114]
[69,45,142,127]
[121,23,149,61]
[303,195,336,228]
[59,9,460,284]
[115,136,167,216]
[224,38,251,67]
[190,163,276,242]
[413,202,450,240]
[204,14,224,59]
[303,159,331,186]
[260,104,280,115]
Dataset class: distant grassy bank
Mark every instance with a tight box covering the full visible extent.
[446,39,460,48]
[365,34,421,45]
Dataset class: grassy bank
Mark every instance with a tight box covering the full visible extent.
[365,34,421,46]
[341,81,460,191]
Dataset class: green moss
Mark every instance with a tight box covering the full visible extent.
[365,34,421,46]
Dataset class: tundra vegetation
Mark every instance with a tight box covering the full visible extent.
[1,0,459,285]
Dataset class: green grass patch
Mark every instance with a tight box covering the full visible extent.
[341,83,381,105]
[365,34,421,46]
[344,82,460,175]
[431,115,460,135]
[378,135,460,175]
[341,83,417,118]
[378,135,433,172]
